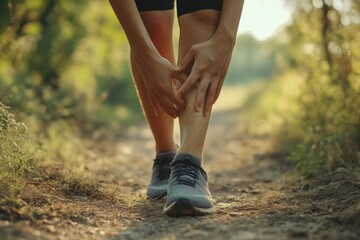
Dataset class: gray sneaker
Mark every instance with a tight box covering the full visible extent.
[147,156,173,199]
[163,154,213,216]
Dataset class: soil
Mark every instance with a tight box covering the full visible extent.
[1,107,360,240]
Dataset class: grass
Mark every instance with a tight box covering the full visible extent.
[234,70,360,177]
[0,102,111,221]
[0,102,34,198]
[220,71,359,177]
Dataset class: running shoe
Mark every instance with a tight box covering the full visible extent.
[164,154,213,216]
[147,156,173,199]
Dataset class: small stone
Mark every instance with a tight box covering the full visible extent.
[67,220,77,226]
[87,227,97,234]
[46,225,56,233]
[229,212,243,217]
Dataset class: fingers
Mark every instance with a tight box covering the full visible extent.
[149,75,186,118]
[160,99,179,118]
[152,90,184,118]
[155,96,177,118]
[177,71,199,97]
[204,82,217,117]
[172,71,187,84]
[167,92,185,111]
[175,50,200,97]
[214,77,225,103]
[194,75,223,117]
[194,78,209,113]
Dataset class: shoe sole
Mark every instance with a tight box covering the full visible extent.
[163,198,213,217]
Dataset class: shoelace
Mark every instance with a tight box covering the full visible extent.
[172,158,205,187]
[153,158,171,181]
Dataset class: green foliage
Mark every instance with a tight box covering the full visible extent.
[0,0,11,34]
[0,102,108,219]
[0,102,34,198]
[241,70,302,137]
[0,0,141,130]
[226,33,293,85]
[284,0,360,176]
[289,142,326,177]
[0,0,139,210]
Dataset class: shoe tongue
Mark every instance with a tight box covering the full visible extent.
[172,153,201,167]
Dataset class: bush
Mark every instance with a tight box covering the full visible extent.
[0,102,34,198]
[284,0,360,177]
[288,78,360,177]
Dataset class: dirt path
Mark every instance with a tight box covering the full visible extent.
[1,103,360,240]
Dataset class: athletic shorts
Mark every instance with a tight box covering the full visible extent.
[135,0,223,17]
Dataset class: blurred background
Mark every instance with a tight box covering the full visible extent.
[0,0,359,185]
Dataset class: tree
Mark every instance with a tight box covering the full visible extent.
[285,0,360,175]
[0,0,139,128]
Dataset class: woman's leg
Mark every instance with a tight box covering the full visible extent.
[131,11,179,199]
[130,11,177,153]
[163,9,221,216]
[177,10,221,162]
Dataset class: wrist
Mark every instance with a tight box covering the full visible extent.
[131,43,161,59]
[212,26,236,48]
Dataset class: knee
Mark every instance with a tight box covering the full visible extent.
[181,10,220,28]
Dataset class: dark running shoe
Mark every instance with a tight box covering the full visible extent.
[164,154,213,216]
[147,155,173,199]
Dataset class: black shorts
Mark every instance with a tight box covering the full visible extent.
[135,0,223,17]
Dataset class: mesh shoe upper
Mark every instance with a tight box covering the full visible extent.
[164,154,213,212]
[147,156,173,199]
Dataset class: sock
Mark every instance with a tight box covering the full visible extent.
[156,150,177,160]
[173,152,202,166]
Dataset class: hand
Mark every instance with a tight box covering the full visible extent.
[175,34,235,116]
[131,50,186,118]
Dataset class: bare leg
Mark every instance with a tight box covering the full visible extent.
[177,10,221,162]
[130,11,176,153]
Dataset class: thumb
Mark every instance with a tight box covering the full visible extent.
[172,71,187,84]
[175,48,194,72]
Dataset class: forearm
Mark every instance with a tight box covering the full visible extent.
[213,0,245,45]
[109,0,158,56]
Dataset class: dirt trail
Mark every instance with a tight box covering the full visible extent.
[1,105,360,240]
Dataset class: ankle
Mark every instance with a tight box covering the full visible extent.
[156,150,177,160]
[155,143,177,154]
[177,147,202,159]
